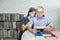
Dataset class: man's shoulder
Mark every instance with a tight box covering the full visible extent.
[44,16,51,21]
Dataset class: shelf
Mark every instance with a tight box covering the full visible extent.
[0,36,18,39]
[0,14,24,40]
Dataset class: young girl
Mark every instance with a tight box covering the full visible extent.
[19,7,36,40]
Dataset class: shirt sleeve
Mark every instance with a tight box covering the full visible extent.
[47,18,53,27]
[22,17,26,25]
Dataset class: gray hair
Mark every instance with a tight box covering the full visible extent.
[36,6,44,10]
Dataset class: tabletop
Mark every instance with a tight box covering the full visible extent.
[21,30,60,40]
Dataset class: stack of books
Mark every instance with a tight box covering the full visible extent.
[44,31,57,39]
[35,31,57,39]
[42,31,57,39]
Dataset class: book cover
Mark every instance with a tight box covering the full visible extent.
[13,22,16,29]
[45,31,57,39]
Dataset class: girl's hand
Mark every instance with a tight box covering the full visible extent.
[29,18,33,23]
[33,28,37,33]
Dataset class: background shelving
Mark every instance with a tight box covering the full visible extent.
[0,13,24,40]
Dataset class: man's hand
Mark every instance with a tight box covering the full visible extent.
[44,28,50,31]
[44,26,55,31]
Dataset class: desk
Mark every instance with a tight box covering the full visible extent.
[21,30,60,40]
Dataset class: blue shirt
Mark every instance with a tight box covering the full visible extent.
[30,16,53,28]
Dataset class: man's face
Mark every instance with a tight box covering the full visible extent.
[36,8,44,18]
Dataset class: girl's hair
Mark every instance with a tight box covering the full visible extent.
[27,7,36,16]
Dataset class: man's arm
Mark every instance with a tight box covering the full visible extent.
[46,17,55,31]
[48,25,55,31]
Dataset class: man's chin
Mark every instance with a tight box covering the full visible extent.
[38,16,42,18]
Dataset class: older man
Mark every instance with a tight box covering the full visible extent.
[27,6,55,33]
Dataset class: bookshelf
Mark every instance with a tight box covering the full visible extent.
[0,13,24,40]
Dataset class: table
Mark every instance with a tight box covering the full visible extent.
[21,30,60,40]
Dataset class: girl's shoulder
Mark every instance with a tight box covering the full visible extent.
[22,16,28,20]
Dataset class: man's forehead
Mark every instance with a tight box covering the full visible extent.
[36,8,44,12]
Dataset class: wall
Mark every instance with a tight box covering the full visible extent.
[0,0,60,30]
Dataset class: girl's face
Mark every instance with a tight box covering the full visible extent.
[29,11,35,17]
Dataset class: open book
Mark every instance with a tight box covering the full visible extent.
[35,26,46,29]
